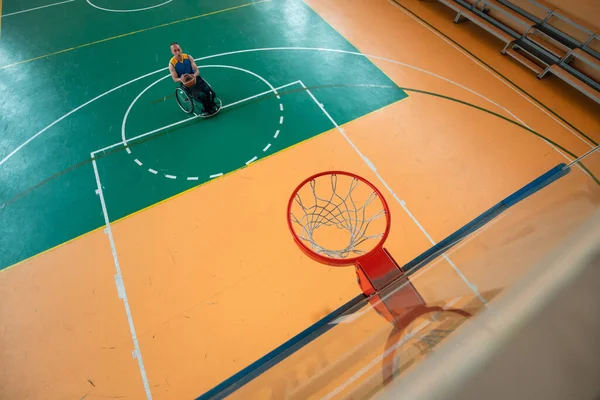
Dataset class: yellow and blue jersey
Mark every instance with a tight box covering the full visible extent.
[170,54,194,77]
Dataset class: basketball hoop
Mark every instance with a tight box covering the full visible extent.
[287,171,391,267]
[288,171,412,298]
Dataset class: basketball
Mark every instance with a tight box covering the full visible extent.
[182,74,196,88]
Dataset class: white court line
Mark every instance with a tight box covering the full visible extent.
[1,66,165,166]
[300,81,486,305]
[263,143,271,152]
[121,64,288,155]
[1,0,75,17]
[209,173,223,178]
[165,174,176,179]
[91,156,152,400]
[187,176,199,181]
[246,156,258,165]
[3,46,588,167]
[85,0,172,13]
[92,80,300,155]
[386,0,595,149]
[120,64,286,150]
[274,130,280,138]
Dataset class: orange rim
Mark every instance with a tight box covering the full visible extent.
[287,170,392,267]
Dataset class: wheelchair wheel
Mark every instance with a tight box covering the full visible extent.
[175,87,194,114]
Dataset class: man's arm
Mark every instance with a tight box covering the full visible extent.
[169,63,181,82]
[190,56,200,78]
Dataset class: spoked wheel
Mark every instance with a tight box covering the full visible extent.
[175,87,194,114]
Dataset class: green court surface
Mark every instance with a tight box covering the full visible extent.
[0,0,408,269]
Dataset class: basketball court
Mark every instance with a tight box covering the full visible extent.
[0,0,599,398]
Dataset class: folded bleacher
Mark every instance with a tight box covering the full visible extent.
[429,0,600,104]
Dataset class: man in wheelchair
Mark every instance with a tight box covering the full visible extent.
[168,42,219,116]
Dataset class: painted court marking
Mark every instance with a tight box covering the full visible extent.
[1,0,75,17]
[91,158,153,400]
[118,65,292,180]
[1,46,588,169]
[86,0,173,13]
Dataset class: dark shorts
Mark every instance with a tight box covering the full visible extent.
[181,78,215,100]
[180,77,216,112]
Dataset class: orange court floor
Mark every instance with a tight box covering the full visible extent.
[1,0,599,399]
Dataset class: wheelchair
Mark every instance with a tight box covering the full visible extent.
[175,76,222,117]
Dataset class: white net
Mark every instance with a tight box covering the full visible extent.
[289,173,388,260]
